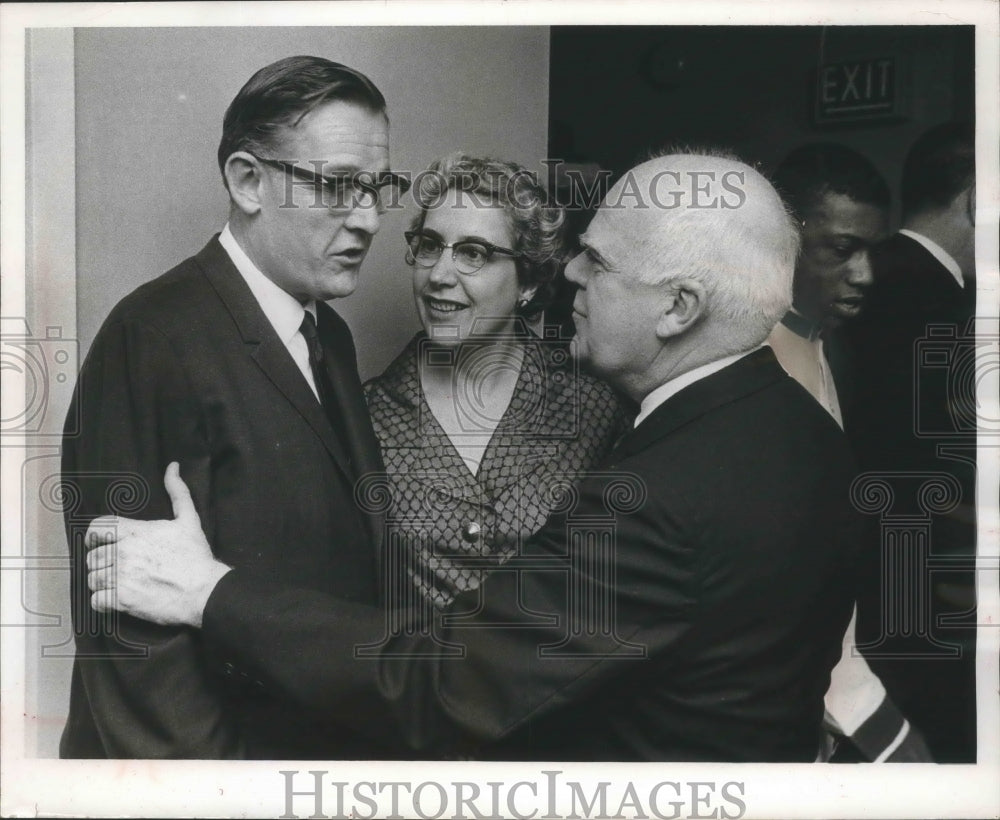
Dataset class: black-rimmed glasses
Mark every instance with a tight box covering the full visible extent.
[404,230,522,275]
[248,152,410,212]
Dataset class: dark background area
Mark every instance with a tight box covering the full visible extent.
[549,25,974,227]
[544,25,973,335]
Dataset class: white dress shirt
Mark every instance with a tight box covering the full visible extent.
[767,316,842,428]
[219,224,320,401]
[634,349,756,428]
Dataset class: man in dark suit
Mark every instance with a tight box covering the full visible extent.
[60,56,408,758]
[86,151,865,761]
[843,123,977,762]
[766,144,932,763]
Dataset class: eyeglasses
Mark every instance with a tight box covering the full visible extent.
[404,230,522,275]
[248,153,411,212]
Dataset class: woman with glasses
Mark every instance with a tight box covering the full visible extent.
[364,153,631,614]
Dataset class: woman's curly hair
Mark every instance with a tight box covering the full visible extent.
[410,153,568,318]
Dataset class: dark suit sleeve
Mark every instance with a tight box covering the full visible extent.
[63,316,243,758]
[202,469,696,754]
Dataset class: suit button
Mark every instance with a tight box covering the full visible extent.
[462,522,481,543]
[223,662,235,676]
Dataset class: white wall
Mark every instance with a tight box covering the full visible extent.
[26,25,549,758]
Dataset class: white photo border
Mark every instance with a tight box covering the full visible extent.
[2,2,997,818]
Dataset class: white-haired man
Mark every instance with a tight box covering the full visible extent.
[85,151,865,761]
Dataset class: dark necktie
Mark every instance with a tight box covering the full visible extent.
[300,311,352,460]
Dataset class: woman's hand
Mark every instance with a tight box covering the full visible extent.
[86,462,231,628]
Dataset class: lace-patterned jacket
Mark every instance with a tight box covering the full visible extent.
[364,332,632,610]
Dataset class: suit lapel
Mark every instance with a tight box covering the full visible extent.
[315,301,387,557]
[315,302,385,478]
[193,237,356,478]
[614,347,786,459]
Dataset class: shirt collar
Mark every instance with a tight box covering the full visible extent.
[219,223,316,344]
[634,348,758,428]
[780,307,823,341]
[898,229,964,288]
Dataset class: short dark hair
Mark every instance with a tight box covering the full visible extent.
[901,122,974,219]
[771,143,890,220]
[217,56,387,180]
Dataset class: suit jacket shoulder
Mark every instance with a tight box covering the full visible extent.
[864,233,970,324]
[94,236,270,349]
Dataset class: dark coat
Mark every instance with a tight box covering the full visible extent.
[201,348,864,761]
[60,236,393,759]
[843,231,976,460]
[840,232,978,763]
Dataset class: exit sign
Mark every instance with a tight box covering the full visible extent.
[814,57,906,124]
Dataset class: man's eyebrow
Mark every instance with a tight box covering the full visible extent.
[292,160,391,177]
[579,236,612,267]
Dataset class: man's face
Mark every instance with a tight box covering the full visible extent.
[793,191,888,327]
[564,206,665,393]
[249,100,390,303]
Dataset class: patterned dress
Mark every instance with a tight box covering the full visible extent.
[364,332,632,611]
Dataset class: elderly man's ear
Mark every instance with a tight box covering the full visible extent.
[655,278,707,340]
[224,153,265,216]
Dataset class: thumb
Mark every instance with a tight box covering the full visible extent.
[164,462,202,528]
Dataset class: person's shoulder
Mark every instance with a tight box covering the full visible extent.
[571,365,633,418]
[872,232,944,289]
[363,333,421,405]
[103,238,221,332]
[863,233,953,327]
[522,335,635,435]
[648,354,843,453]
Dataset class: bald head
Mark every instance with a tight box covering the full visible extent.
[566,150,798,400]
[628,154,796,299]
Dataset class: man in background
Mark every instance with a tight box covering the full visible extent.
[844,122,977,762]
[61,56,406,758]
[767,142,931,762]
[767,143,889,424]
